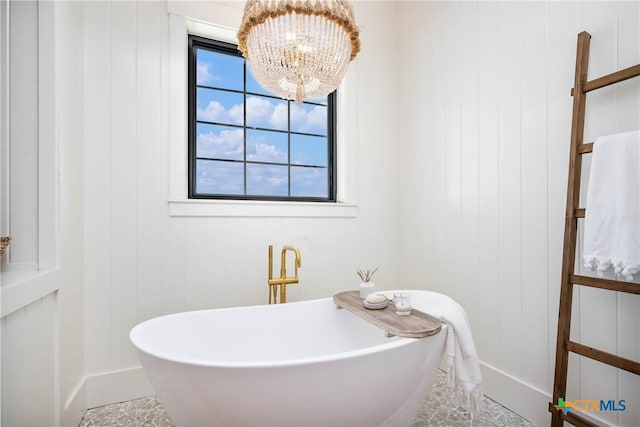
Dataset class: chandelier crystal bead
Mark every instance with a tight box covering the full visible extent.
[238,0,360,104]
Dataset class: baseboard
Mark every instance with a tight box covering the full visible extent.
[85,366,154,409]
[62,378,87,427]
[57,367,153,426]
[480,362,551,426]
[480,363,610,427]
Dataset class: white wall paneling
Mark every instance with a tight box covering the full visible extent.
[475,1,501,372]
[0,0,56,274]
[0,2,4,419]
[398,2,640,426]
[615,4,640,425]
[458,1,480,346]
[497,0,524,378]
[0,1,66,426]
[519,1,549,393]
[546,0,579,400]
[83,0,112,377]
[135,0,165,343]
[55,0,86,423]
[1,293,57,427]
[5,0,39,272]
[110,0,140,372]
[37,0,57,273]
[1,0,87,425]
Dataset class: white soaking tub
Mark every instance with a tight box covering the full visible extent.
[130,290,447,427]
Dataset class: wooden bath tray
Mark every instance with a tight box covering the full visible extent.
[333,291,442,338]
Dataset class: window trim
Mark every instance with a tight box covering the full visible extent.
[167,11,358,218]
[187,35,338,202]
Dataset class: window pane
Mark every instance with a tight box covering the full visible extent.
[305,96,328,105]
[291,134,327,167]
[197,48,243,90]
[196,124,244,161]
[196,159,244,195]
[290,102,327,135]
[246,129,288,164]
[197,88,244,126]
[246,164,288,196]
[189,36,335,201]
[246,95,288,132]
[246,67,273,96]
[291,166,327,198]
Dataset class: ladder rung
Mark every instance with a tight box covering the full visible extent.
[571,274,640,295]
[578,143,593,154]
[574,208,585,218]
[583,64,640,93]
[568,341,640,375]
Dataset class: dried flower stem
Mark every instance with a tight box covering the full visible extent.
[356,267,378,282]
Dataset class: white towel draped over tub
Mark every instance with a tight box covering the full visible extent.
[583,129,640,281]
[428,294,483,416]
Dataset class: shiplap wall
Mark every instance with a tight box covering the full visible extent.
[1,2,58,426]
[4,0,39,272]
[398,2,640,426]
[1,294,57,427]
[56,1,87,425]
[83,0,402,401]
[2,1,86,426]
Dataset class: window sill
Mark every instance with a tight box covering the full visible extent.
[168,199,358,218]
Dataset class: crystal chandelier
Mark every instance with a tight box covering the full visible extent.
[238,0,360,104]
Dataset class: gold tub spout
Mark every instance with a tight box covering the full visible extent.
[268,245,302,304]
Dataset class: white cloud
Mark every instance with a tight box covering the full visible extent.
[246,96,274,125]
[267,176,287,186]
[197,62,219,85]
[228,103,244,125]
[197,100,226,123]
[247,142,287,163]
[306,105,326,130]
[291,166,326,197]
[269,103,288,129]
[197,100,243,126]
[199,95,326,135]
[197,128,244,159]
[246,131,287,163]
[196,161,243,194]
[247,164,288,196]
[290,104,326,133]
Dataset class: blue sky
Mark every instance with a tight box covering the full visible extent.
[195,48,329,198]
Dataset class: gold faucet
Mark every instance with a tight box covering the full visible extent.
[268,245,302,304]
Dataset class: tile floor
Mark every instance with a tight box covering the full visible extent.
[79,370,533,427]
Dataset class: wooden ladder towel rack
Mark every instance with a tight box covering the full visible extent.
[550,31,640,427]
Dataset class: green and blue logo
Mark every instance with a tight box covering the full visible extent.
[554,397,626,415]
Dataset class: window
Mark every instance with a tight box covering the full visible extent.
[188,36,336,202]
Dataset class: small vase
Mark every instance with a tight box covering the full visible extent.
[359,282,375,299]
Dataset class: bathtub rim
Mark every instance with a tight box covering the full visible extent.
[129,290,445,369]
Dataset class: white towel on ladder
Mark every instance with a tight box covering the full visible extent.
[582,129,640,281]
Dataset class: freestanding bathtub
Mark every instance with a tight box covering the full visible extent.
[130,290,447,427]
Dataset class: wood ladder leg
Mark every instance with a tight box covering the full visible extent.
[550,31,590,427]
